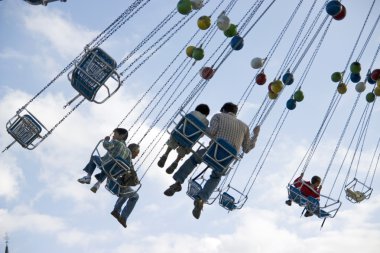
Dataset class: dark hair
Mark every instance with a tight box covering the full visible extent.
[114,128,128,140]
[220,102,238,114]
[195,103,210,116]
[128,143,140,152]
[311,176,321,184]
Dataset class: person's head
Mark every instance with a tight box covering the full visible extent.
[195,103,210,116]
[128,143,140,159]
[113,128,128,141]
[220,102,238,115]
[311,176,321,187]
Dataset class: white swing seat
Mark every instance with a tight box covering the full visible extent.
[344,178,372,203]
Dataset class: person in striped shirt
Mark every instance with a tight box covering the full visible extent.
[77,128,130,185]
[163,102,260,219]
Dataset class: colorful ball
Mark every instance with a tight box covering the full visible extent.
[197,16,211,30]
[333,4,346,21]
[282,72,294,85]
[186,46,195,57]
[224,24,237,37]
[190,0,203,10]
[326,1,342,16]
[177,0,192,15]
[268,91,278,100]
[374,87,380,96]
[286,98,296,110]
[331,72,342,82]
[192,47,204,60]
[350,61,361,74]
[199,67,214,80]
[355,82,366,93]
[366,92,375,103]
[350,73,361,83]
[337,82,347,94]
[231,35,244,50]
[271,80,284,94]
[294,90,304,102]
[250,57,264,69]
[217,12,230,31]
[371,69,380,81]
[255,72,267,85]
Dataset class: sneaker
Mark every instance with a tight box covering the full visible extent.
[163,182,182,196]
[304,210,313,217]
[77,176,91,184]
[285,200,292,206]
[90,182,100,193]
[165,162,178,174]
[192,199,203,219]
[157,155,168,168]
[118,217,127,228]
[110,209,120,220]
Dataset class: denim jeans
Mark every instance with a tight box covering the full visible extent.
[114,187,139,220]
[173,148,222,202]
[83,156,102,175]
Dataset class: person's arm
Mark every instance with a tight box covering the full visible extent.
[242,125,260,153]
[102,136,115,151]
[206,114,219,137]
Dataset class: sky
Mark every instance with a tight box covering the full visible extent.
[0,0,380,252]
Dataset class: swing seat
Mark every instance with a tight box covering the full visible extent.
[101,157,132,182]
[288,185,303,205]
[186,179,203,200]
[105,179,136,196]
[202,138,238,175]
[306,196,330,218]
[345,188,366,203]
[171,114,207,148]
[6,114,42,149]
[69,47,120,102]
[219,192,237,211]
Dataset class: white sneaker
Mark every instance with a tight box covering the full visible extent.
[78,176,91,184]
[90,182,100,193]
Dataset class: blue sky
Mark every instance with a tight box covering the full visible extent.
[0,0,380,252]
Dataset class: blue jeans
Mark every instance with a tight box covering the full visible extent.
[173,148,222,202]
[114,187,139,220]
[83,155,102,176]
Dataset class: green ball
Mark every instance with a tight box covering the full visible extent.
[192,47,204,60]
[224,24,237,37]
[294,90,304,102]
[177,0,192,15]
[350,61,361,74]
[331,72,342,82]
[366,92,375,103]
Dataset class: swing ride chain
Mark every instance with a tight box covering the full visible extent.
[40,98,86,141]
[117,8,178,70]
[94,0,151,48]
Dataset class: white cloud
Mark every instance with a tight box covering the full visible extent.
[0,156,23,200]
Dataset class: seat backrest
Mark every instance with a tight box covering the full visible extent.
[219,192,236,211]
[71,47,117,101]
[102,157,132,181]
[186,179,203,200]
[203,138,237,175]
[171,113,207,148]
[7,114,42,147]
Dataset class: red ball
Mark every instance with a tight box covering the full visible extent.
[200,67,215,80]
[333,4,346,20]
[371,69,380,81]
[256,73,267,85]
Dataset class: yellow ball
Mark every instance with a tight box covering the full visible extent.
[186,46,195,57]
[337,82,347,94]
[271,80,284,94]
[268,91,278,100]
[377,79,380,87]
[374,86,380,96]
[197,16,211,30]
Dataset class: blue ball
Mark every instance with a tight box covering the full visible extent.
[367,74,376,84]
[326,1,342,16]
[231,35,244,50]
[286,98,296,110]
[350,73,361,83]
[282,72,294,85]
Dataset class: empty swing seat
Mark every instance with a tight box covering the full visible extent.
[171,114,207,148]
[70,47,118,102]
[7,114,42,149]
[219,192,237,211]
[345,188,366,203]
[186,179,203,200]
[202,138,237,175]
